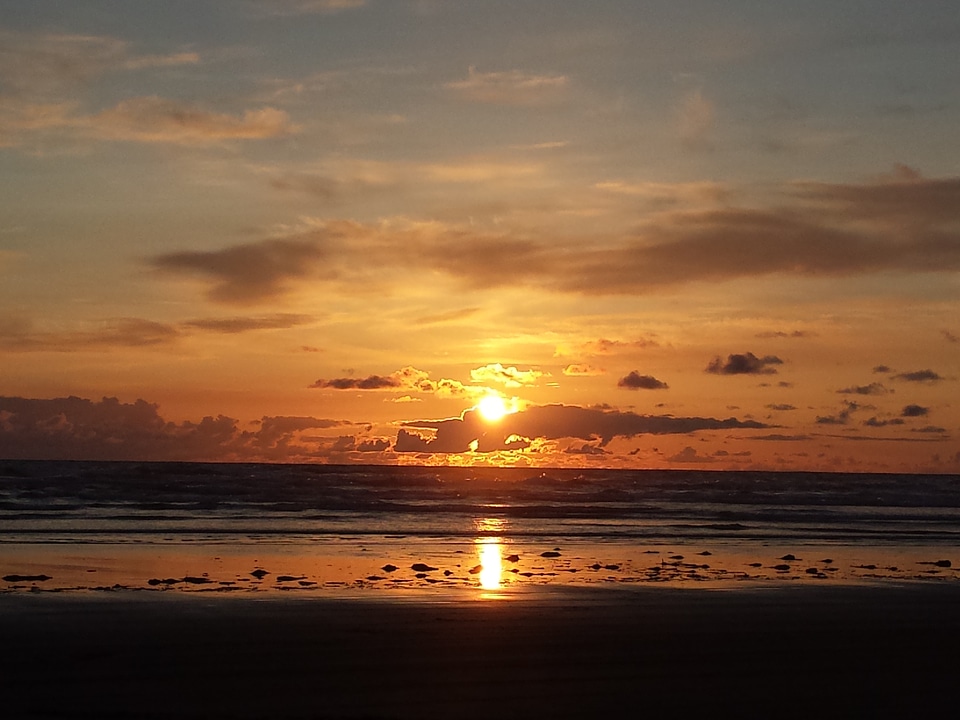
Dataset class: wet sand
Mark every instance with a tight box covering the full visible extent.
[2,583,959,719]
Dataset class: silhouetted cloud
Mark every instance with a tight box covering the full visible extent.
[901,404,929,417]
[397,403,767,454]
[705,352,783,375]
[310,366,484,400]
[256,0,367,16]
[765,404,797,411]
[863,417,905,427]
[0,395,351,462]
[617,371,668,390]
[312,375,402,390]
[150,238,327,304]
[837,382,890,396]
[873,365,892,373]
[943,330,959,343]
[892,369,944,383]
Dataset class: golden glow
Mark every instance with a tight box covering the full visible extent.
[476,394,509,422]
[477,538,503,590]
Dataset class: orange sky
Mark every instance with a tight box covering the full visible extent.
[1,1,958,472]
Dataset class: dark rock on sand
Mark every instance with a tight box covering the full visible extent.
[748,563,762,568]
[773,564,792,572]
[382,564,398,573]
[3,574,52,583]
[276,576,306,582]
[699,551,712,556]
[250,569,269,579]
[414,573,428,579]
[443,570,453,576]
[505,554,520,563]
[147,578,179,586]
[603,564,620,571]
[182,576,212,584]
[780,554,797,561]
[820,559,834,564]
[366,576,386,581]
[411,563,437,572]
[540,551,561,558]
[806,568,820,575]
[934,560,952,568]
[590,563,603,570]
[468,565,482,575]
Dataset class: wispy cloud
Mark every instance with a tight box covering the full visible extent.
[445,66,569,106]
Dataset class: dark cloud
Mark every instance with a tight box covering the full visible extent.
[183,313,313,333]
[892,369,945,383]
[863,417,905,427]
[837,382,890,396]
[912,426,947,434]
[873,365,892,374]
[705,352,783,375]
[752,434,811,441]
[311,375,402,390]
[901,404,929,417]
[0,396,350,462]
[765,404,797,411]
[816,400,868,426]
[564,443,608,456]
[397,403,767,454]
[150,237,327,304]
[617,371,669,390]
[943,330,959,343]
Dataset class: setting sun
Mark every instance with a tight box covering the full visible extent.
[476,395,509,422]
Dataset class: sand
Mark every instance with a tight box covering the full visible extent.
[2,583,959,719]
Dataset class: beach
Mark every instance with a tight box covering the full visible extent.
[2,583,959,719]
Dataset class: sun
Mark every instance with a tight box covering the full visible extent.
[476,394,509,422]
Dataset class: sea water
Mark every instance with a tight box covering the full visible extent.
[2,461,959,593]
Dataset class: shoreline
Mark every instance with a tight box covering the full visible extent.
[3,582,959,718]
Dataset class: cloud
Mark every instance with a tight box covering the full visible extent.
[0,317,180,352]
[312,375,401,390]
[150,237,327,304]
[470,363,544,387]
[311,366,485,400]
[901,404,929,417]
[397,403,767,454]
[256,0,367,15]
[0,395,351,462]
[863,417,905,427]
[892,369,945,383]
[837,382,890,396]
[816,400,868,426]
[765,404,797,411]
[147,168,960,301]
[445,66,568,106]
[943,330,959,343]
[705,352,783,375]
[85,97,296,144]
[562,364,605,377]
[873,365,892,374]
[667,446,715,463]
[617,371,669,390]
[182,313,313,334]
[755,330,817,339]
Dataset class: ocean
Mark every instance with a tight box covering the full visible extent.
[2,460,959,594]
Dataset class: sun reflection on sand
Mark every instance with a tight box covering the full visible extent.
[474,517,506,592]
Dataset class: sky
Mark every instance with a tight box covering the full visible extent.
[1,0,959,472]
